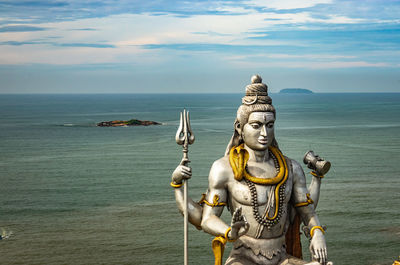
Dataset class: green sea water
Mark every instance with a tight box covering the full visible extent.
[0,93,399,265]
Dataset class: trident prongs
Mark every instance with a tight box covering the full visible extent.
[176,109,195,162]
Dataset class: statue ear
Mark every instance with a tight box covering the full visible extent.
[225,119,243,155]
[234,120,241,134]
[234,120,243,144]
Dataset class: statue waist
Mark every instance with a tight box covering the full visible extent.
[234,234,286,260]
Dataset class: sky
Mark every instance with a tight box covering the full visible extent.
[0,0,399,93]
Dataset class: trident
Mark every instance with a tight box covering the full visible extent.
[175,109,195,265]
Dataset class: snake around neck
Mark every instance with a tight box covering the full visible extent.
[229,145,288,229]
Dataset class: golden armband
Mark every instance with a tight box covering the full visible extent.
[294,193,314,207]
[199,194,227,207]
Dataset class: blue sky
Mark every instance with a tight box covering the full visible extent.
[0,0,399,93]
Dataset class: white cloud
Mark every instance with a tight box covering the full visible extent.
[324,15,366,24]
[246,0,333,10]
[0,44,155,65]
[0,5,397,68]
[0,11,299,65]
[310,61,390,69]
[226,59,391,69]
[264,53,357,59]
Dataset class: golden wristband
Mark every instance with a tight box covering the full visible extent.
[224,227,235,242]
[170,181,183,188]
[310,171,324,178]
[310,226,325,238]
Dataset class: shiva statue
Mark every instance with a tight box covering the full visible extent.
[171,75,331,265]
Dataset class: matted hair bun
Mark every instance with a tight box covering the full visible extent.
[242,74,272,105]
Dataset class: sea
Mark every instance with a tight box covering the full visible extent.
[0,93,399,265]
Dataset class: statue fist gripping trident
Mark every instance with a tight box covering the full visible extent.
[171,75,332,265]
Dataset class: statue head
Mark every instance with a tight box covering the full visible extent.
[225,75,278,154]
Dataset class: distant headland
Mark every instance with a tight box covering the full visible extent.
[279,88,313,94]
[97,119,161,127]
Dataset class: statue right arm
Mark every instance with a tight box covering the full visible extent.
[171,161,203,228]
[201,159,231,237]
[173,187,203,228]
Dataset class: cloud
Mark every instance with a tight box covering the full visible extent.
[57,43,115,48]
[0,44,146,65]
[225,58,392,69]
[140,43,304,53]
[0,1,68,8]
[0,25,47,32]
[264,53,357,59]
[0,1,398,71]
[246,0,333,10]
[0,40,43,45]
[0,40,115,48]
[69,28,97,31]
[220,49,396,69]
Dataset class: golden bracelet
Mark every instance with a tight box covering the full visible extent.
[224,227,235,242]
[310,226,325,238]
[170,181,183,188]
[310,171,324,178]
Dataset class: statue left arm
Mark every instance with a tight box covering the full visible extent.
[291,159,327,265]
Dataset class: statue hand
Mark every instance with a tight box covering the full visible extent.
[309,230,328,265]
[228,207,249,240]
[172,158,191,184]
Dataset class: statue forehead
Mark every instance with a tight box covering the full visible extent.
[248,112,275,122]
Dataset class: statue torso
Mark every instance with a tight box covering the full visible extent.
[223,156,294,239]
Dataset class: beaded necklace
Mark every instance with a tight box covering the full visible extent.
[244,148,287,229]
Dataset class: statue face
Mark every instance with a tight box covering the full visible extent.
[242,112,275,151]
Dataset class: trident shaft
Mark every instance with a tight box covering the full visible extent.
[175,109,195,265]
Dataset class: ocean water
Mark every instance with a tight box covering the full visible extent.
[0,93,399,265]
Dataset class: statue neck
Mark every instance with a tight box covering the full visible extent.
[244,144,270,162]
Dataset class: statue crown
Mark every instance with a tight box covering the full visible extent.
[242,74,271,105]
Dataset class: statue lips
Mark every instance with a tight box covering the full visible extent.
[257,136,268,145]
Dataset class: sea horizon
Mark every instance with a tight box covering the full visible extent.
[1,91,400,95]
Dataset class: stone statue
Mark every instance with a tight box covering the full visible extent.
[171,75,332,265]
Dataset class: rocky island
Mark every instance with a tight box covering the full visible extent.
[280,88,313,94]
[97,119,161,127]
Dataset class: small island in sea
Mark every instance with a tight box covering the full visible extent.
[97,119,161,127]
[279,88,313,94]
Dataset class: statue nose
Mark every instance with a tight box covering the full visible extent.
[260,125,267,136]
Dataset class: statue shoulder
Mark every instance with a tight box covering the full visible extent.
[208,155,232,189]
[285,156,306,184]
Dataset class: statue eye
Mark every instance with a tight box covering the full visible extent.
[267,123,274,128]
[251,123,260,129]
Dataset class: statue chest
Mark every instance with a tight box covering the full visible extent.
[228,174,293,206]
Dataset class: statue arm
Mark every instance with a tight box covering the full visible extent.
[308,174,321,209]
[291,159,321,225]
[171,161,203,228]
[291,159,328,264]
[200,160,230,237]
[173,188,203,229]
